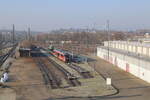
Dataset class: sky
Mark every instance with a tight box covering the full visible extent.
[0,0,150,31]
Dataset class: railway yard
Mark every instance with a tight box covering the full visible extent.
[1,1,150,100]
[0,41,117,100]
[0,41,150,100]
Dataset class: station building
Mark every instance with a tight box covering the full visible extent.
[97,41,150,83]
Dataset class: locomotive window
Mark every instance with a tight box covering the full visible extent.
[65,54,69,57]
[57,53,59,56]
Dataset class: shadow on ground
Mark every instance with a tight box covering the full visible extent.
[44,94,142,100]
[87,58,96,62]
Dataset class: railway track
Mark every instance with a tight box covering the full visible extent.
[34,57,60,89]
[46,56,81,87]
[68,64,93,79]
[0,54,9,66]
[42,47,93,79]
[0,44,17,67]
[32,48,81,87]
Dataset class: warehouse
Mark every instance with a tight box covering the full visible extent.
[104,41,150,57]
[97,42,150,83]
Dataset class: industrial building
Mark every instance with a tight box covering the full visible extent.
[104,41,150,57]
[97,41,150,83]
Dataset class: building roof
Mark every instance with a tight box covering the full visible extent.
[98,46,150,63]
[104,41,150,48]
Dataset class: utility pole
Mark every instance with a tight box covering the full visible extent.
[0,33,2,49]
[24,31,28,40]
[106,20,111,80]
[86,26,89,48]
[107,20,110,61]
[28,27,31,41]
[12,24,15,45]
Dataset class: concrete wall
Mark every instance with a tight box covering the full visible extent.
[97,47,150,83]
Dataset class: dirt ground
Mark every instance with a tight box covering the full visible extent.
[1,42,148,100]
[7,57,50,100]
[0,50,116,100]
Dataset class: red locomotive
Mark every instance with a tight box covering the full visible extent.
[48,45,81,63]
[48,46,70,63]
[52,49,70,62]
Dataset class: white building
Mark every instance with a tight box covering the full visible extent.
[104,41,150,57]
[97,41,150,83]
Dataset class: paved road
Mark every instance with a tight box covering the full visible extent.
[48,56,150,100]
[87,56,150,100]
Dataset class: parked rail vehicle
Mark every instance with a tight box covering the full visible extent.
[48,45,82,63]
[48,46,70,63]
